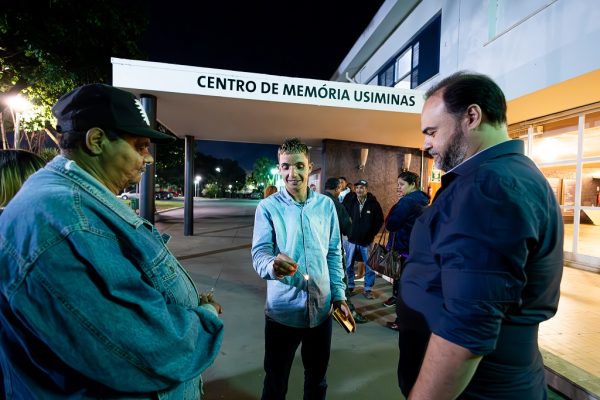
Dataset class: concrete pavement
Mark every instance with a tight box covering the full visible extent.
[154,199,577,400]
[155,199,402,400]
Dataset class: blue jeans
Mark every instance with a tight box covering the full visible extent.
[344,241,376,291]
[262,316,332,400]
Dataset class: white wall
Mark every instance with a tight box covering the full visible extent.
[356,0,600,101]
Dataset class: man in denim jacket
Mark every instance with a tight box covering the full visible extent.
[0,84,224,399]
[252,138,354,400]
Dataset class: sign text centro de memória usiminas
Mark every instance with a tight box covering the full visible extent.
[196,74,419,112]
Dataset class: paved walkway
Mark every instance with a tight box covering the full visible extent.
[155,200,599,399]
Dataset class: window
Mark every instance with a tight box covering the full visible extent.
[378,64,395,87]
[514,109,600,264]
[583,111,600,159]
[373,13,441,89]
[394,48,412,86]
[531,117,579,164]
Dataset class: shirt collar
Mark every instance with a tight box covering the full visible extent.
[279,186,315,205]
[442,140,524,181]
[47,155,144,228]
[433,140,524,202]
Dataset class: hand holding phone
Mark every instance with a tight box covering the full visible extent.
[332,301,356,333]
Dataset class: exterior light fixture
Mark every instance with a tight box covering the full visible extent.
[358,148,369,170]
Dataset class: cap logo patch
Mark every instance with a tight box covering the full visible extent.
[134,99,150,126]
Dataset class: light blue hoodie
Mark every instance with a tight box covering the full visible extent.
[251,188,346,328]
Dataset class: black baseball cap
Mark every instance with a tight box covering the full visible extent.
[52,84,176,144]
[354,179,368,187]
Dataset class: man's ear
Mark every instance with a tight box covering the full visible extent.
[465,104,483,131]
[308,161,314,174]
[84,128,106,155]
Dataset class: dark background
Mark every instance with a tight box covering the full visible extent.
[142,1,385,80]
[141,1,385,171]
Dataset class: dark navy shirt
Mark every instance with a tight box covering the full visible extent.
[400,140,563,399]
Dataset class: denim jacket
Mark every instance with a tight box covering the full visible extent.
[251,188,346,328]
[0,156,224,399]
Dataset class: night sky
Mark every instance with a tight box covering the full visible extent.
[141,1,385,170]
[142,1,385,80]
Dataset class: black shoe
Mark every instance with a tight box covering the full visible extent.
[352,312,368,324]
[383,296,396,307]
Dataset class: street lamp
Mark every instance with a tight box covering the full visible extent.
[194,175,201,197]
[228,184,232,198]
[214,167,221,198]
[7,95,32,149]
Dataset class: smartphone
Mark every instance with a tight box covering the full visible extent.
[332,308,355,333]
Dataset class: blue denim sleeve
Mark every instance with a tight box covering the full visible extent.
[251,201,278,280]
[432,171,538,355]
[12,234,224,392]
[326,202,346,302]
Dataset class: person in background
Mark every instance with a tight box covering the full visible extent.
[309,183,317,192]
[323,177,368,324]
[264,185,278,198]
[252,138,354,400]
[341,181,356,213]
[0,84,224,399]
[338,176,350,202]
[382,171,428,332]
[0,149,46,214]
[344,179,384,300]
[340,180,363,279]
[398,72,563,399]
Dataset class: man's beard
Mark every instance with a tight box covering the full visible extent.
[436,124,468,172]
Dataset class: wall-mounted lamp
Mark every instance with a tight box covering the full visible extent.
[358,148,369,170]
[403,153,412,171]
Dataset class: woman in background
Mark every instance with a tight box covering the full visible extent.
[383,170,429,330]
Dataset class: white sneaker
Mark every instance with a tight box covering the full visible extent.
[355,276,365,282]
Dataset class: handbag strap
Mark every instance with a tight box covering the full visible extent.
[376,225,388,246]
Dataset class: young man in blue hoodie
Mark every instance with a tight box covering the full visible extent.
[252,138,354,400]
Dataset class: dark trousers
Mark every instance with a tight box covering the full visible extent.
[397,329,429,397]
[396,285,429,397]
[262,316,332,400]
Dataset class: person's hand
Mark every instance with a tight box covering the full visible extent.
[273,253,298,278]
[333,300,356,331]
[200,292,223,314]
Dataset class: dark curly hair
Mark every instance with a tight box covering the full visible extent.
[398,170,419,186]
[278,137,310,161]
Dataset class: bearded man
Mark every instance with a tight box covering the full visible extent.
[397,72,563,399]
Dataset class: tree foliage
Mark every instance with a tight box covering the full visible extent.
[0,1,150,150]
[155,138,186,190]
[1,1,149,104]
[252,156,278,186]
[155,140,247,197]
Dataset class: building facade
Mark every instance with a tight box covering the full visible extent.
[334,0,600,271]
